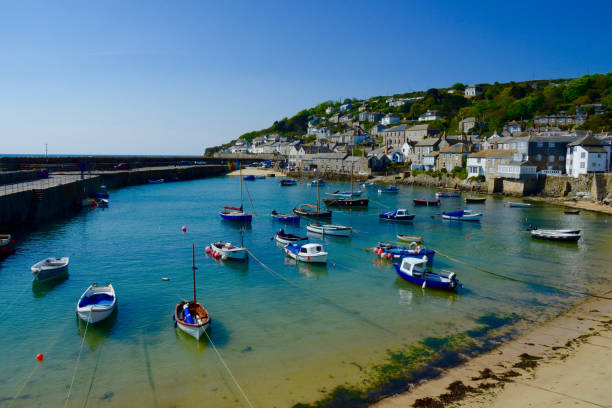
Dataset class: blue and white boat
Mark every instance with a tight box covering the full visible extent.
[311,179,326,186]
[243,175,256,181]
[393,257,459,291]
[271,210,300,223]
[76,283,117,324]
[442,209,482,222]
[280,179,297,186]
[379,209,415,222]
[375,242,435,265]
[220,162,253,223]
[378,186,399,193]
[284,243,328,263]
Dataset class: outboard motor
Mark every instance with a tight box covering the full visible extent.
[448,272,457,287]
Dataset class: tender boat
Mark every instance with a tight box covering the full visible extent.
[274,229,308,245]
[280,179,297,186]
[530,229,581,242]
[284,243,328,263]
[174,244,211,340]
[465,197,486,203]
[374,242,435,265]
[442,209,482,221]
[76,283,117,324]
[378,186,399,193]
[436,192,459,198]
[81,197,97,207]
[397,234,423,243]
[311,179,326,186]
[219,162,253,223]
[508,202,531,208]
[294,179,332,218]
[31,257,69,281]
[306,224,352,237]
[393,257,459,291]
[413,198,440,206]
[379,209,415,222]
[243,174,256,181]
[271,210,300,223]
[0,234,16,258]
[210,241,248,261]
[147,179,164,184]
[564,208,580,214]
[327,190,363,197]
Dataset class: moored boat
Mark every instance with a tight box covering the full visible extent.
[210,241,248,261]
[280,179,297,186]
[563,208,580,214]
[322,197,369,207]
[393,257,459,291]
[442,209,482,221]
[379,209,415,222]
[284,243,328,263]
[0,234,16,258]
[274,229,308,245]
[76,283,117,324]
[96,198,109,207]
[378,186,399,193]
[413,198,440,206]
[465,197,486,203]
[311,179,326,186]
[530,229,581,242]
[243,174,256,181]
[93,185,109,199]
[271,210,300,223]
[219,162,253,223]
[147,178,164,184]
[31,257,69,281]
[508,202,532,208]
[397,234,423,243]
[306,224,352,237]
[293,205,332,218]
[436,192,459,198]
[374,242,435,265]
[327,190,363,197]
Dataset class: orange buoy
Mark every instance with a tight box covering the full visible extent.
[36,353,43,362]
[387,253,393,259]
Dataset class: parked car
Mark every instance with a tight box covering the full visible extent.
[114,162,132,170]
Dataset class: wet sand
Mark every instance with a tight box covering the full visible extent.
[372,290,612,408]
[227,167,284,177]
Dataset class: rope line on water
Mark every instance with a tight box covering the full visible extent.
[64,318,89,408]
[203,330,255,408]
[247,249,395,335]
[430,246,612,301]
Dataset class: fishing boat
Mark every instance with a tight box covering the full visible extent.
[374,242,435,265]
[76,283,117,324]
[508,202,531,208]
[31,257,69,281]
[280,179,297,186]
[243,174,256,181]
[378,186,399,193]
[174,245,211,340]
[311,179,326,186]
[274,229,308,245]
[465,197,486,203]
[96,198,109,207]
[284,243,328,263]
[210,241,248,261]
[293,176,333,218]
[442,209,482,221]
[270,210,300,223]
[0,234,16,258]
[393,257,459,291]
[530,229,581,242]
[564,208,580,214]
[219,162,253,223]
[413,198,440,206]
[322,157,369,207]
[379,209,415,222]
[147,178,164,184]
[81,197,97,207]
[397,234,423,243]
[436,192,459,198]
[306,224,352,237]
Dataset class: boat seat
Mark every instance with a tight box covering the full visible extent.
[79,294,114,307]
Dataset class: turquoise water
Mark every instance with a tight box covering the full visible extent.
[0,177,611,408]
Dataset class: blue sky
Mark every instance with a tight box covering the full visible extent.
[1,0,611,155]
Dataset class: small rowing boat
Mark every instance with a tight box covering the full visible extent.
[563,208,580,214]
[284,243,328,263]
[0,234,16,259]
[508,202,531,208]
[280,179,297,186]
[465,197,486,203]
[274,229,308,245]
[271,210,300,223]
[374,242,435,265]
[378,186,399,193]
[31,257,69,281]
[76,283,117,324]
[442,209,482,221]
[530,229,581,242]
[306,224,352,237]
[379,209,415,222]
[413,198,440,206]
[397,234,423,243]
[436,192,459,198]
[210,241,248,261]
[393,257,459,291]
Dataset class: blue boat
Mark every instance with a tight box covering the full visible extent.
[271,210,300,223]
[375,243,435,265]
[244,175,256,181]
[378,186,399,193]
[92,185,109,199]
[220,163,253,223]
[393,257,459,291]
[311,179,325,186]
[379,209,415,222]
[280,179,297,186]
[441,209,482,222]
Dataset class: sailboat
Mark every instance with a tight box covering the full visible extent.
[174,244,211,340]
[219,161,253,223]
[322,155,369,207]
[293,172,332,218]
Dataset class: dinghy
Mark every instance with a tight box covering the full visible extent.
[508,202,531,208]
[294,179,333,218]
[397,234,423,243]
[219,162,253,223]
[442,209,482,221]
[413,198,440,206]
[436,192,459,198]
[530,229,581,242]
[174,245,210,340]
[147,179,164,184]
[378,186,399,193]
[374,242,435,265]
[393,257,459,291]
[0,234,16,258]
[280,179,297,186]
[379,209,415,222]
[76,283,116,324]
[563,208,580,214]
[306,224,352,237]
[210,241,248,261]
[274,229,308,245]
[271,210,300,223]
[284,243,328,263]
[465,197,486,203]
[31,257,69,281]
[243,174,256,181]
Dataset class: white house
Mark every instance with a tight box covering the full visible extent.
[325,106,334,115]
[339,103,352,112]
[418,110,444,122]
[464,85,483,98]
[497,161,538,179]
[381,114,400,125]
[422,152,439,171]
[566,135,611,177]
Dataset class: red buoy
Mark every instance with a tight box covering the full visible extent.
[205,246,211,254]
[36,353,43,362]
[181,226,187,233]
[387,253,393,259]
[466,235,470,239]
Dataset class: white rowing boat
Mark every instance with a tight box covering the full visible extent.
[306,224,352,237]
[76,283,117,324]
[210,241,248,260]
[530,229,581,242]
[31,257,69,281]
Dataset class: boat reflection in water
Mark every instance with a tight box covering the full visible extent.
[31,270,69,298]
[76,309,118,351]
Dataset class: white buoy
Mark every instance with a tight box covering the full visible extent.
[422,281,426,289]
[162,277,169,281]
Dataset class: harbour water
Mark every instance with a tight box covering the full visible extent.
[0,177,611,408]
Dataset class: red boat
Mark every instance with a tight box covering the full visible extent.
[0,234,16,259]
[413,199,440,206]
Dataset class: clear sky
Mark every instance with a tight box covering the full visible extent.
[1,0,611,155]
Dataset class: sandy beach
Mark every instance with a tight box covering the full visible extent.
[372,291,612,408]
[227,167,284,177]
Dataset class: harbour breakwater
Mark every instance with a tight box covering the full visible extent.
[0,165,227,232]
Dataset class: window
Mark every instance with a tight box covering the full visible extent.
[537,142,544,147]
[536,154,542,161]
[580,162,585,168]
[581,152,586,158]
[549,142,556,147]
[548,155,555,162]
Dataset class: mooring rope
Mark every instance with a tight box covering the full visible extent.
[203,330,255,408]
[246,249,395,335]
[64,318,90,408]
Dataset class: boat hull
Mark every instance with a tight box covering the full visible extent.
[465,198,486,203]
[413,199,439,206]
[271,214,300,223]
[0,235,16,258]
[508,202,531,208]
[306,224,352,237]
[292,208,332,218]
[397,235,423,243]
[210,243,248,260]
[379,214,415,222]
[174,301,211,340]
[393,264,457,291]
[219,211,252,223]
[322,198,369,207]
[285,250,328,263]
[530,230,580,242]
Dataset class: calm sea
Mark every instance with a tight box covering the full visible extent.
[0,177,610,407]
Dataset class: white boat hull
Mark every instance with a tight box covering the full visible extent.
[306,224,352,237]
[177,321,210,340]
[442,214,482,221]
[76,283,117,325]
[286,250,328,264]
[210,243,248,260]
[31,257,69,281]
[508,202,531,208]
[77,307,115,324]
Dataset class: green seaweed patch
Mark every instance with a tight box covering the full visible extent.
[292,313,519,408]
[413,397,444,408]
[438,381,480,404]
[513,353,542,370]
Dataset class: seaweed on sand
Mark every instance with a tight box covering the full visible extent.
[513,353,542,370]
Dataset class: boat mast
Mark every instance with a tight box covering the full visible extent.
[317,175,320,212]
[192,244,197,303]
[350,151,354,196]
